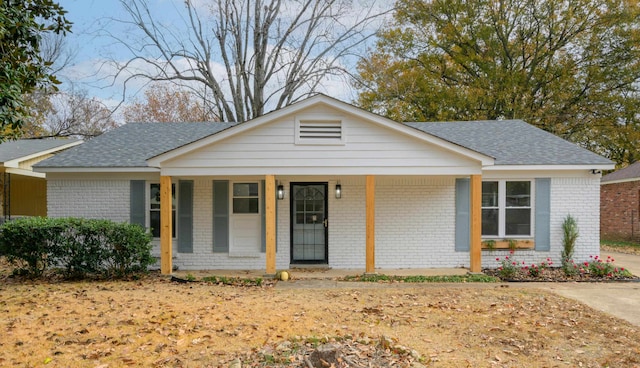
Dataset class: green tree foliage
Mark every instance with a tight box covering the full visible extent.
[356,0,640,166]
[0,0,71,140]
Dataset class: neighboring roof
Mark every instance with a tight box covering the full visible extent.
[0,138,81,164]
[406,120,614,166]
[35,122,237,169]
[601,161,640,183]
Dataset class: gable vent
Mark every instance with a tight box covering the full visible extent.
[299,121,342,139]
[295,115,346,145]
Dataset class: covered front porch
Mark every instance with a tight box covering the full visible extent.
[156,174,484,276]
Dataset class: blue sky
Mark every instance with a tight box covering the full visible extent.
[57,0,183,107]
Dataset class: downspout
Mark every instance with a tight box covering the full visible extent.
[2,172,9,221]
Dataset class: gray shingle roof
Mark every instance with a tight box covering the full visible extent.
[405,120,613,166]
[36,119,612,170]
[601,161,640,182]
[35,122,237,168]
[0,138,81,163]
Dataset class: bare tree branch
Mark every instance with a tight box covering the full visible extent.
[111,0,392,122]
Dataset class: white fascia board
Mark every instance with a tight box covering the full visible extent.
[159,166,483,177]
[147,94,495,167]
[484,164,615,171]
[34,166,159,173]
[3,141,83,168]
[5,167,45,178]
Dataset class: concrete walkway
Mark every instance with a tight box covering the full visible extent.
[537,251,640,327]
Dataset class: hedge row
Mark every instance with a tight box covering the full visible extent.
[0,217,154,279]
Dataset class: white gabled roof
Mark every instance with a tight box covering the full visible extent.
[146,94,495,168]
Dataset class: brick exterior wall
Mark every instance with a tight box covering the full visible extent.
[600,180,640,241]
[321,176,466,269]
[46,175,603,270]
[47,179,130,222]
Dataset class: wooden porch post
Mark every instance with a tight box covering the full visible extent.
[265,174,276,276]
[160,175,173,274]
[366,175,375,274]
[470,174,482,272]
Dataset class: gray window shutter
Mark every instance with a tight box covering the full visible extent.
[261,180,266,252]
[130,180,146,227]
[455,178,470,251]
[178,180,193,253]
[213,180,229,252]
[535,178,551,251]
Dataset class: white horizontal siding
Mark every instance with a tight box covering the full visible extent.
[163,107,480,175]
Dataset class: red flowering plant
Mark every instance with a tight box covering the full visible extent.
[495,251,519,279]
[490,252,634,281]
[523,258,553,278]
[562,258,581,276]
[580,255,631,278]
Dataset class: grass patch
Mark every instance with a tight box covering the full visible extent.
[601,239,640,249]
[341,273,499,283]
[200,275,263,287]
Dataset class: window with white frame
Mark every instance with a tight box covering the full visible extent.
[149,183,176,238]
[232,182,259,214]
[482,180,532,237]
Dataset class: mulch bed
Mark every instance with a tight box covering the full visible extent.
[483,267,640,282]
[222,336,426,368]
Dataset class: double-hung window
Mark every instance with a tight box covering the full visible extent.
[482,180,532,237]
[149,183,176,238]
[232,183,259,214]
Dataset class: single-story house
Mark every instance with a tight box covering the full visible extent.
[34,95,614,275]
[0,138,82,221]
[601,161,640,241]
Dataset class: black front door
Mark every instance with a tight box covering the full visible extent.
[290,183,328,264]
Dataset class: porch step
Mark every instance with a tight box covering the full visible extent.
[289,264,331,271]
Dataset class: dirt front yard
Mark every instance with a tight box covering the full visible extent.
[1,271,639,367]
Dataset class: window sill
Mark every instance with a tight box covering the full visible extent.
[482,239,534,250]
[228,252,261,258]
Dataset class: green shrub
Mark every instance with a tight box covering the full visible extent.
[561,215,579,275]
[0,217,58,277]
[0,217,153,279]
[54,218,106,278]
[102,222,154,278]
